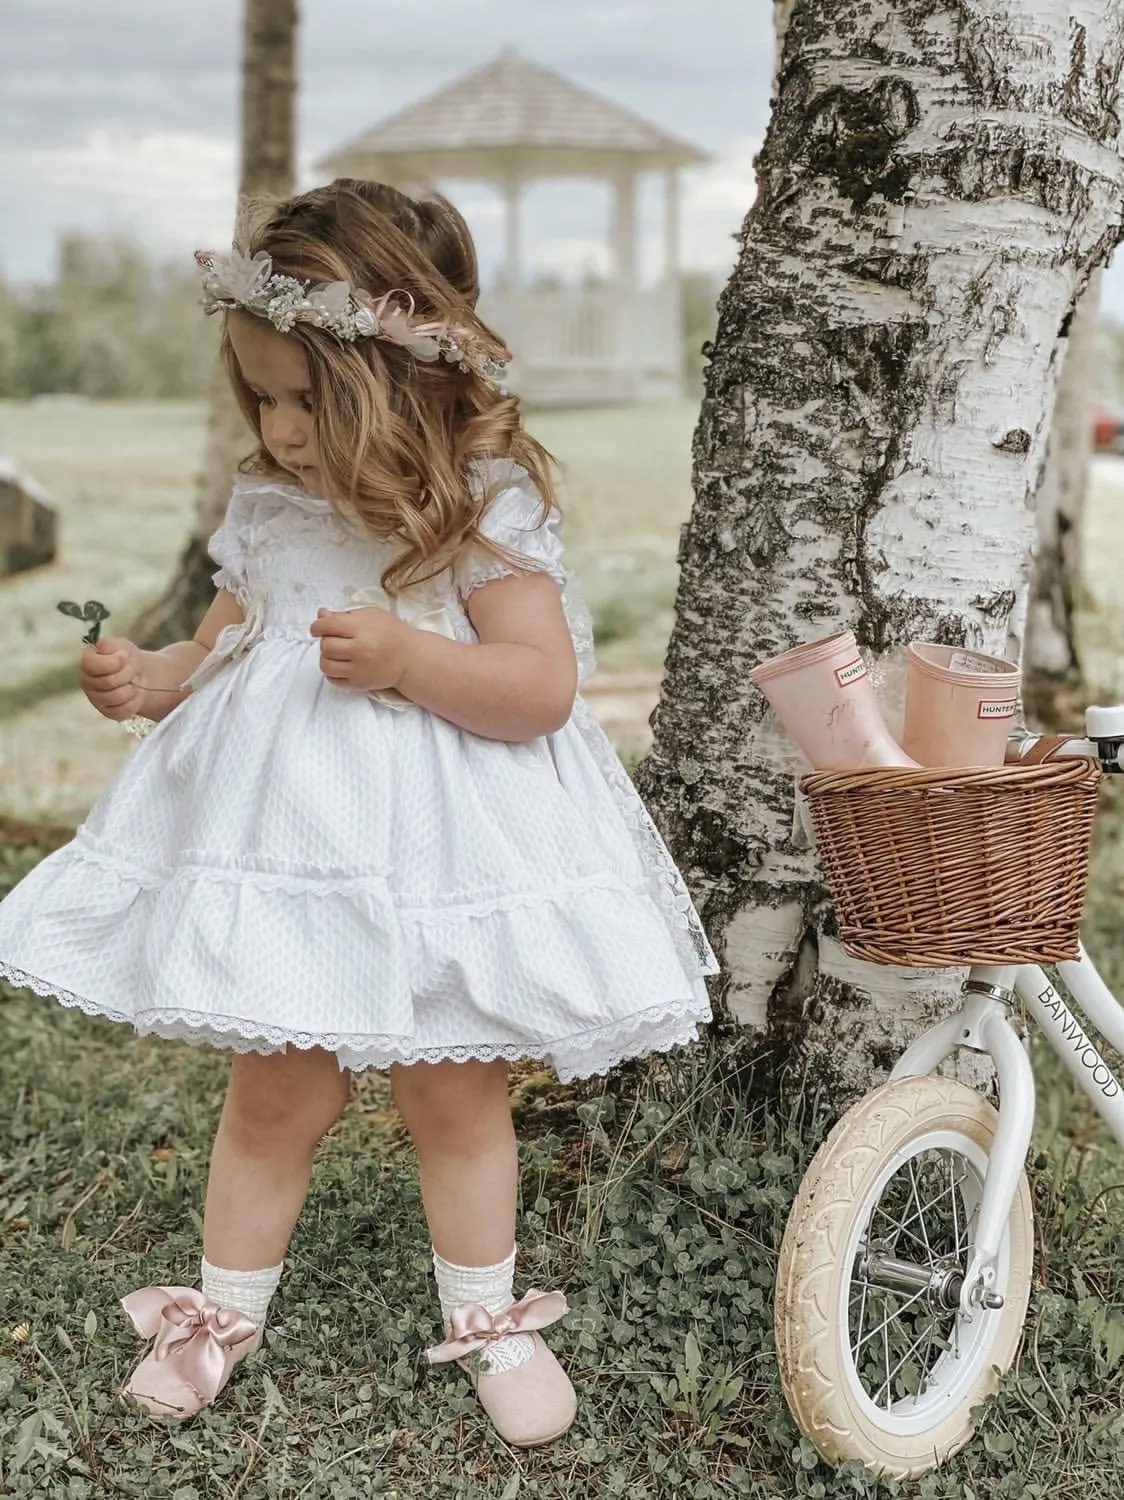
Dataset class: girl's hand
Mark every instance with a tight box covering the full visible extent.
[311,607,412,693]
[80,636,147,721]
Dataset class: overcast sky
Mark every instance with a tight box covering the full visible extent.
[0,0,772,292]
[2,0,1123,315]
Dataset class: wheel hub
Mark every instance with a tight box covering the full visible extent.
[858,1243,1004,1312]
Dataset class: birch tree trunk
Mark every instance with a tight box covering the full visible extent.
[1024,266,1102,718]
[133,0,298,648]
[637,0,1124,1101]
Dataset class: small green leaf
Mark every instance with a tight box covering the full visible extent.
[12,1409,42,1471]
[1103,1314,1124,1373]
[83,1309,97,1340]
[83,600,110,622]
[57,600,85,620]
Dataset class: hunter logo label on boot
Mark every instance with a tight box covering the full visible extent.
[834,658,867,688]
[977,700,1019,720]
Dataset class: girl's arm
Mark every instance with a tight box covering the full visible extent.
[401,573,577,740]
[136,588,247,718]
[81,589,246,723]
[314,573,577,742]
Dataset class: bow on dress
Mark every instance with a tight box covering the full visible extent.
[343,584,459,709]
[120,1286,260,1404]
[177,580,459,703]
[181,586,268,692]
[422,1289,569,1366]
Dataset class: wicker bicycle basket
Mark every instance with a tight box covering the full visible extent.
[801,759,1101,967]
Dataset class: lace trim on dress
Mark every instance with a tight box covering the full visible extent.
[568,699,720,977]
[0,961,707,1083]
[461,566,597,686]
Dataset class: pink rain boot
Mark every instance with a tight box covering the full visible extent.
[901,643,1020,767]
[749,630,916,770]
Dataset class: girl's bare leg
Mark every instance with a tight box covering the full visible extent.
[203,1045,352,1268]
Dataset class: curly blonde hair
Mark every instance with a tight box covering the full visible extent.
[220,179,557,593]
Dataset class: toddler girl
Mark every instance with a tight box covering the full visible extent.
[0,181,717,1444]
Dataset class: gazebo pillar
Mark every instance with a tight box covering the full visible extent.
[502,176,523,291]
[611,170,639,394]
[664,169,684,397]
[611,170,638,291]
[664,169,680,281]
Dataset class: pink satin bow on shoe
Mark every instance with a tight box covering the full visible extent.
[422,1289,569,1367]
[120,1285,260,1418]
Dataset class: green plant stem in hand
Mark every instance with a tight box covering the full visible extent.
[57,599,110,645]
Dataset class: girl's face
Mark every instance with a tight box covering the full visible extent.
[229,313,322,491]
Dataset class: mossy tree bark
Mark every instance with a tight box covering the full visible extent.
[637,0,1124,1102]
[132,0,298,649]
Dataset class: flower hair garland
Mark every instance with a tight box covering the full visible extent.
[194,248,510,388]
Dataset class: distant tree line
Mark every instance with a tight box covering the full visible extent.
[0,235,219,399]
[0,235,723,403]
[6,233,1119,408]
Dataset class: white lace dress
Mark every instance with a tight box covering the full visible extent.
[0,460,717,1080]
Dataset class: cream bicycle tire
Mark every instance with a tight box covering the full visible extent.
[775,1075,1034,1479]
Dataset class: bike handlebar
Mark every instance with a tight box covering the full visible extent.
[1006,731,1123,773]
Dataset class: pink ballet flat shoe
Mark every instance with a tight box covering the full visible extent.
[422,1290,577,1447]
[119,1285,262,1421]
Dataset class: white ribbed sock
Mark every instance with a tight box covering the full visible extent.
[200,1257,284,1326]
[432,1246,535,1374]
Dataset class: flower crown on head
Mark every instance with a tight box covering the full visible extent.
[194,248,510,388]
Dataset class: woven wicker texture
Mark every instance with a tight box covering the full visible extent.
[802,760,1101,967]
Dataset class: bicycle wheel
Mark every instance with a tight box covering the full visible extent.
[775,1075,1034,1478]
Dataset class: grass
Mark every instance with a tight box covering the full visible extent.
[3,406,1124,1494]
[5,961,1124,1498]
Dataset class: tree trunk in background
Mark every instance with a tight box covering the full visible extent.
[637,0,1124,1103]
[772,0,798,82]
[133,0,298,649]
[1024,267,1102,723]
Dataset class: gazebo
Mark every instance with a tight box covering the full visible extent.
[316,49,709,406]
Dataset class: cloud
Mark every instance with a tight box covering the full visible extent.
[1,131,238,280]
[0,0,772,284]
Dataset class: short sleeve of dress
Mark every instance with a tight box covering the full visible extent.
[455,460,597,685]
[207,482,256,594]
[453,466,567,599]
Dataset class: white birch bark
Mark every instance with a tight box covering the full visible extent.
[638,0,1124,1099]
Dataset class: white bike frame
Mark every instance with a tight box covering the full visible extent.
[888,945,1124,1316]
[875,725,1124,1316]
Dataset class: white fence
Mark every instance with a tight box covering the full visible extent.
[478,281,682,406]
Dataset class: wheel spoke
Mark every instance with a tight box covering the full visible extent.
[872,1308,948,1408]
[870,1151,964,1259]
[851,1283,931,1359]
[847,1146,985,1413]
[907,1158,935,1262]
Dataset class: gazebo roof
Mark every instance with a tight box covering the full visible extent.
[316,48,710,185]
